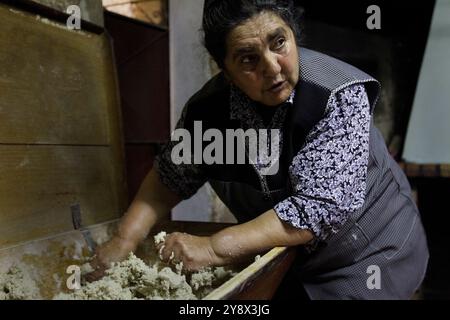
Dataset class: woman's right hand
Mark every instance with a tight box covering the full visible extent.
[84,168,181,282]
[84,236,137,282]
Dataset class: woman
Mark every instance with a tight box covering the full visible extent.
[89,0,429,299]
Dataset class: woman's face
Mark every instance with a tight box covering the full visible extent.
[223,11,300,107]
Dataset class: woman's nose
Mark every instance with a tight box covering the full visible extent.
[262,53,281,78]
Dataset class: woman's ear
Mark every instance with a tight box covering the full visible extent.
[223,71,230,81]
[223,69,232,84]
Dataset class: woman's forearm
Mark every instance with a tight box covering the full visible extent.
[210,209,314,263]
[116,168,181,247]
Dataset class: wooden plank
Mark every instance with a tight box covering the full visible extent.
[29,0,105,27]
[104,0,168,27]
[231,248,296,300]
[204,247,295,300]
[104,11,170,143]
[399,162,450,178]
[0,4,127,248]
[0,145,125,248]
[0,3,111,145]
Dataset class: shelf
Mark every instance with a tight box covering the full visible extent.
[399,162,450,178]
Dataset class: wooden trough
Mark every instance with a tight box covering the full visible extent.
[0,220,295,300]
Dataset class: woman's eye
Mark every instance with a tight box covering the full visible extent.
[274,37,286,49]
[241,55,257,64]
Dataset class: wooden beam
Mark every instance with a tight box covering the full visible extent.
[399,162,450,178]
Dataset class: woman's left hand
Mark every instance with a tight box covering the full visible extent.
[156,232,225,271]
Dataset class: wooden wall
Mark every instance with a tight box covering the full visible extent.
[0,3,126,248]
[103,0,167,27]
[30,0,105,27]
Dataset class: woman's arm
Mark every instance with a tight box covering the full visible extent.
[158,210,313,271]
[211,209,314,260]
[87,168,181,280]
[117,168,181,246]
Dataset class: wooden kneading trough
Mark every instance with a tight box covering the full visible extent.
[0,220,295,300]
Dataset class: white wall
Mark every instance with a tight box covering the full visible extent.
[169,0,213,222]
[403,0,450,163]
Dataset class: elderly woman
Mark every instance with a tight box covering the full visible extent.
[89,0,429,299]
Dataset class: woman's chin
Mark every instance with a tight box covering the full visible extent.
[262,89,292,106]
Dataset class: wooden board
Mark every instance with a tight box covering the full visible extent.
[0,3,112,145]
[29,0,105,28]
[204,247,296,300]
[0,146,125,247]
[399,162,450,178]
[0,3,126,248]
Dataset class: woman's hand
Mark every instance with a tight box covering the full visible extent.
[85,236,137,282]
[156,233,226,271]
[85,168,181,282]
[162,210,314,273]
[156,210,313,272]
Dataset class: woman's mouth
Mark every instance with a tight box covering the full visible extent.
[267,81,287,93]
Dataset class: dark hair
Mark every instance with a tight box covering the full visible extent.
[202,0,301,69]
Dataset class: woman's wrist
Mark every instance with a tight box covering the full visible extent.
[116,205,156,245]
[209,228,243,266]
[114,233,139,252]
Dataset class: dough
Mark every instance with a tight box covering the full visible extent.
[54,231,236,300]
[54,252,235,300]
[0,266,40,300]
[1,231,237,300]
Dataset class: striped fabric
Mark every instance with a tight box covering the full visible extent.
[289,48,429,300]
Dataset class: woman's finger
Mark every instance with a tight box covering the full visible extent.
[84,267,106,283]
[158,244,166,260]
